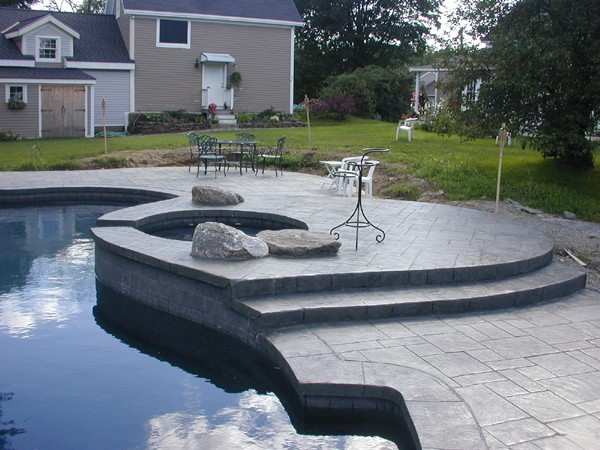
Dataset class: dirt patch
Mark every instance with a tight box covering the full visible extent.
[88,147,599,291]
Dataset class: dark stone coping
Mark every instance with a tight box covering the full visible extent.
[0,186,175,205]
[102,209,309,233]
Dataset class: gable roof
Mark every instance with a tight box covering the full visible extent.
[121,0,303,26]
[0,8,132,64]
[3,13,80,39]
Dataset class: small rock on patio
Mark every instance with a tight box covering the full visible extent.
[257,229,341,256]
[191,222,268,259]
[192,185,244,205]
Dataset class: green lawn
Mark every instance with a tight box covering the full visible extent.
[1,116,599,222]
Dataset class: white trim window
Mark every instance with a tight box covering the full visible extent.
[156,19,190,49]
[5,85,27,103]
[37,36,60,62]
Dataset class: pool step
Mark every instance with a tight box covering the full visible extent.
[231,261,586,330]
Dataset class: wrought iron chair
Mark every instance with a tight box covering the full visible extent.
[255,136,285,177]
[227,132,256,173]
[196,135,226,178]
[187,131,200,172]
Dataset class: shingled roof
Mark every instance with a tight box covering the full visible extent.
[121,0,303,25]
[0,66,95,80]
[0,8,132,63]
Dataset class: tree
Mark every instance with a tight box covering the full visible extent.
[36,0,105,12]
[441,0,600,168]
[321,65,413,121]
[74,0,105,13]
[0,0,38,7]
[294,0,441,100]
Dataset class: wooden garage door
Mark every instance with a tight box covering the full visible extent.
[41,86,86,138]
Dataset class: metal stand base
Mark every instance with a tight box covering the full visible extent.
[330,148,389,249]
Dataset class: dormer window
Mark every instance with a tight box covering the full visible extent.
[37,37,59,62]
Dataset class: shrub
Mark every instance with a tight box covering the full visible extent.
[308,96,356,120]
[0,130,21,141]
[320,65,413,122]
[236,113,257,124]
[162,109,189,123]
[256,107,280,121]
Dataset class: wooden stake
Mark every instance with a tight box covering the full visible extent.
[495,122,507,214]
[564,249,587,267]
[304,94,312,148]
[102,97,108,155]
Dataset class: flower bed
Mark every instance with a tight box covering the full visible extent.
[128,111,210,135]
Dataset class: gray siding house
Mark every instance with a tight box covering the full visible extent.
[107,0,303,115]
[0,9,134,138]
[1,0,302,138]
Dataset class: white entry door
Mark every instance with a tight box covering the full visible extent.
[203,62,227,108]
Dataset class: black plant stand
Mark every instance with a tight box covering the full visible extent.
[330,148,390,249]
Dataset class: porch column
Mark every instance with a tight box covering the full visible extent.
[434,70,439,110]
[414,72,420,112]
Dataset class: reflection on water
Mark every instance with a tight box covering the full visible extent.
[0,204,404,449]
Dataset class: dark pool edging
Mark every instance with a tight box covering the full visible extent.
[0,186,176,205]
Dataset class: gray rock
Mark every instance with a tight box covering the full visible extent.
[191,185,244,206]
[257,229,341,256]
[191,222,268,259]
[563,211,577,220]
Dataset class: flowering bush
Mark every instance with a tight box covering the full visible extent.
[208,103,217,114]
[309,96,355,120]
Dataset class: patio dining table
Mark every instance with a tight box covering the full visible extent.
[215,140,258,175]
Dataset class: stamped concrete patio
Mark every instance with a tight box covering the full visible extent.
[1,167,599,449]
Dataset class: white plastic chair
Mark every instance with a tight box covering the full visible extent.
[395,118,418,141]
[495,129,512,146]
[351,160,379,198]
[333,156,368,197]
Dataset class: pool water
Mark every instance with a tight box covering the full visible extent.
[0,204,401,450]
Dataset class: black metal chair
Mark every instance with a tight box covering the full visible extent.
[196,135,226,178]
[227,132,257,173]
[255,136,285,177]
[187,131,200,172]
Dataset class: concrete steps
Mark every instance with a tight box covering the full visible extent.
[231,261,587,330]
[214,110,237,126]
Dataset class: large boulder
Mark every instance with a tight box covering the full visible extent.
[192,185,244,206]
[191,222,268,259]
[257,229,341,256]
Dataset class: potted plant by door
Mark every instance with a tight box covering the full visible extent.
[208,103,217,116]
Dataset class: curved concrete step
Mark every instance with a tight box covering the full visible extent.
[232,261,587,330]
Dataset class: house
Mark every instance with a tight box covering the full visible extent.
[106,0,302,120]
[1,0,303,138]
[408,66,450,114]
[0,8,134,138]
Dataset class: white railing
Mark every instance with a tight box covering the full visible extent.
[201,88,234,110]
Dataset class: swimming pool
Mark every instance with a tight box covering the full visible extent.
[0,204,399,449]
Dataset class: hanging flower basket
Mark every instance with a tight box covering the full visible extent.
[8,100,26,110]
[229,71,242,88]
